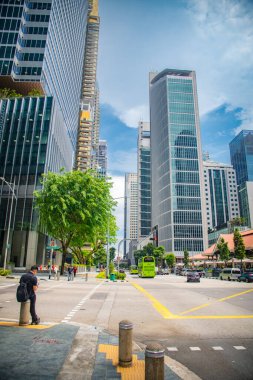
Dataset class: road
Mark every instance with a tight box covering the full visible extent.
[1,273,253,380]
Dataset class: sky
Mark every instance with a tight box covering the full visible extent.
[97,0,253,249]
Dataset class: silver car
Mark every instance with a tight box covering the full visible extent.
[187,271,200,283]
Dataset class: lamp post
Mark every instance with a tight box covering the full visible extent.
[0,177,17,271]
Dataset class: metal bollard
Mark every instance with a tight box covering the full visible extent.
[118,320,133,367]
[145,342,165,380]
[19,301,30,326]
[85,272,88,281]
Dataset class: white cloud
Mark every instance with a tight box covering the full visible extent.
[98,0,253,129]
[117,105,149,128]
[109,175,125,246]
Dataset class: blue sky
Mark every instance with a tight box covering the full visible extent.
[97,0,253,245]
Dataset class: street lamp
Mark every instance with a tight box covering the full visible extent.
[0,177,17,271]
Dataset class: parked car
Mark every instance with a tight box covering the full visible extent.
[119,269,125,273]
[182,269,191,276]
[196,269,205,278]
[238,272,253,283]
[212,268,222,278]
[219,268,241,281]
[187,271,200,282]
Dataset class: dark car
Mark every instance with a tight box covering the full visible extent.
[119,269,125,273]
[212,268,222,278]
[238,272,253,283]
[187,271,200,283]
[196,269,205,278]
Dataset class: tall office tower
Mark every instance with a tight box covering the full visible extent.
[75,0,100,171]
[230,130,253,228]
[96,140,107,177]
[0,0,89,268]
[124,173,138,258]
[149,69,207,258]
[203,160,240,230]
[137,121,151,240]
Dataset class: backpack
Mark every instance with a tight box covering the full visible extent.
[16,282,29,302]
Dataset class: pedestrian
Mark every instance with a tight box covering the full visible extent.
[54,265,58,280]
[67,265,73,281]
[73,266,77,277]
[19,265,40,325]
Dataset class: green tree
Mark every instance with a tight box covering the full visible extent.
[217,237,230,264]
[153,246,165,266]
[233,228,246,267]
[143,243,155,256]
[134,249,144,265]
[183,250,189,268]
[109,247,116,262]
[0,88,22,99]
[34,170,117,274]
[28,89,44,97]
[230,217,246,227]
[165,253,176,268]
[93,245,107,267]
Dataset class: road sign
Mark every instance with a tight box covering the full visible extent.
[46,245,61,250]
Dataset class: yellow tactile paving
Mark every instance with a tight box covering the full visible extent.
[99,344,145,379]
[0,321,56,329]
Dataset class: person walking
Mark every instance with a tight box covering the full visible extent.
[19,265,40,325]
[73,266,77,278]
[67,265,73,281]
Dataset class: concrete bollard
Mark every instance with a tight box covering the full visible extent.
[85,272,88,281]
[57,271,60,281]
[19,301,30,326]
[119,320,133,367]
[145,342,165,380]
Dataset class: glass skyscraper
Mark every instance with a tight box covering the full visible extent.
[0,0,89,268]
[229,130,253,186]
[149,69,207,257]
[137,121,151,239]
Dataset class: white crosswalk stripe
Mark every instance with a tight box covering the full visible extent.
[189,347,201,351]
[212,347,224,351]
[167,347,178,351]
[233,346,246,350]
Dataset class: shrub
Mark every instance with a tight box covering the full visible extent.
[96,271,106,279]
[115,272,126,280]
[0,269,11,276]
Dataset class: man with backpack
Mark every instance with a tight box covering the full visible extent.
[19,265,40,325]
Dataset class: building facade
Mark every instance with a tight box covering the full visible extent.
[203,160,240,230]
[96,140,107,177]
[124,173,138,258]
[75,0,100,171]
[149,69,207,257]
[230,130,253,228]
[137,121,151,240]
[0,0,89,268]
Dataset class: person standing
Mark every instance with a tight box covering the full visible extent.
[73,266,77,278]
[67,265,73,281]
[19,265,40,325]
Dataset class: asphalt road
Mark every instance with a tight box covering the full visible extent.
[1,273,253,380]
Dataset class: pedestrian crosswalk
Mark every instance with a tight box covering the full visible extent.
[167,345,247,352]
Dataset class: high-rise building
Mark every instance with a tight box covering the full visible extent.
[124,173,138,258]
[96,140,107,177]
[203,160,240,230]
[0,0,89,268]
[137,121,151,240]
[230,130,253,228]
[75,0,100,171]
[229,130,253,186]
[149,69,207,257]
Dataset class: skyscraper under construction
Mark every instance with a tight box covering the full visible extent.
[75,0,100,171]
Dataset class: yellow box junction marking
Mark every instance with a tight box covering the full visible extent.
[99,344,144,379]
[131,282,253,320]
[0,321,56,329]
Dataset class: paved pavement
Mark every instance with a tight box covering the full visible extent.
[0,320,200,380]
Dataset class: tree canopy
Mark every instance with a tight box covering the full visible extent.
[0,88,22,99]
[183,250,189,267]
[165,253,176,268]
[233,228,246,264]
[217,237,230,263]
[34,170,117,273]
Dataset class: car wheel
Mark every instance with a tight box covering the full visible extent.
[246,278,249,283]
[238,278,241,282]
[220,276,223,280]
[228,277,231,281]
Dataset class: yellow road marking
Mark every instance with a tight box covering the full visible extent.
[131,282,175,318]
[0,321,56,329]
[131,282,253,320]
[99,344,144,379]
[180,288,253,315]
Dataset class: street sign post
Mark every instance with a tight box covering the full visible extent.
[47,240,60,279]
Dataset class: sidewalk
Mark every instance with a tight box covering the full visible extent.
[0,321,201,380]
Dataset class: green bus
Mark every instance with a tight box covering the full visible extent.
[130,265,138,274]
[138,256,156,278]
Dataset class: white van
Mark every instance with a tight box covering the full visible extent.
[219,268,241,281]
